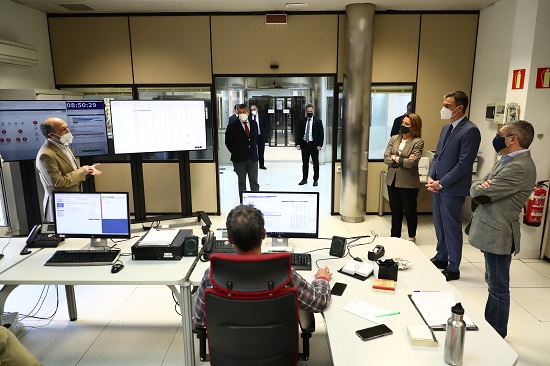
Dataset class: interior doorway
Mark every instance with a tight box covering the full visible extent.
[215,76,334,214]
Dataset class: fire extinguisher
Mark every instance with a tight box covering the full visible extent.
[524,180,549,227]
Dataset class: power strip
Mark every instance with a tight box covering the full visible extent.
[1,312,23,336]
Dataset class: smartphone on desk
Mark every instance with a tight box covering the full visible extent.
[356,324,393,341]
[330,282,347,296]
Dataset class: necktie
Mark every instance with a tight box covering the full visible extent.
[443,125,453,145]
[243,121,250,138]
[305,118,311,141]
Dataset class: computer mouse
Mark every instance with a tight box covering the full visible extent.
[111,263,124,273]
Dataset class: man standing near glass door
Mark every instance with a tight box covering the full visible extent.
[249,104,267,170]
[297,104,324,187]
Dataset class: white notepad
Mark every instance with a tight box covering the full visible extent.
[410,291,477,330]
[341,259,374,277]
[137,228,179,246]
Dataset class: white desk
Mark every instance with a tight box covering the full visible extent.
[189,237,518,365]
[0,235,200,366]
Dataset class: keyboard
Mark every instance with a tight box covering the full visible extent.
[212,240,237,254]
[291,253,312,271]
[45,249,121,266]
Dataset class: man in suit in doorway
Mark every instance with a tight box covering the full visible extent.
[296,104,324,187]
[466,120,536,338]
[249,104,268,169]
[426,91,481,281]
[36,117,102,222]
[225,104,259,194]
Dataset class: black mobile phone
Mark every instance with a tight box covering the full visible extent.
[330,282,347,296]
[355,324,393,341]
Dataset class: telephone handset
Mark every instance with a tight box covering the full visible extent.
[26,224,63,248]
[202,231,215,254]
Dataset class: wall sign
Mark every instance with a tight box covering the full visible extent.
[536,68,550,89]
[512,69,525,90]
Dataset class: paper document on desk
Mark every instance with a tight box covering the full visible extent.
[410,291,477,330]
[342,299,391,324]
[137,228,179,246]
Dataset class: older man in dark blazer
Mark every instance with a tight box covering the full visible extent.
[249,104,268,169]
[466,120,536,338]
[225,104,259,194]
[427,91,481,281]
[296,104,324,186]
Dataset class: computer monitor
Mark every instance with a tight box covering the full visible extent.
[240,191,319,250]
[109,100,207,154]
[0,100,109,162]
[53,192,131,247]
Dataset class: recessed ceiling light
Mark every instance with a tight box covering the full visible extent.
[286,3,308,8]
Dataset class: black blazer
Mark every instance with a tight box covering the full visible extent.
[225,119,259,163]
[249,113,268,142]
[228,114,238,125]
[296,116,324,148]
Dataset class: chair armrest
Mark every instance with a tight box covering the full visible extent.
[298,309,315,333]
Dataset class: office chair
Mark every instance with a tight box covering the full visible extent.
[194,252,315,365]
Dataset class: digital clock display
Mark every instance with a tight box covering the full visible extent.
[66,102,99,109]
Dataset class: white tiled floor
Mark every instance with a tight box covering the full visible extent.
[7,157,550,365]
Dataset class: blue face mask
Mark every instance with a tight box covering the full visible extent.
[492,134,507,153]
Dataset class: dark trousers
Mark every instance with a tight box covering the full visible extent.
[233,159,259,194]
[258,136,266,168]
[386,184,419,238]
[432,194,465,272]
[484,252,512,338]
[301,142,319,182]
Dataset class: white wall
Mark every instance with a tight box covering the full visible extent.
[0,0,55,235]
[470,0,550,258]
[0,0,55,89]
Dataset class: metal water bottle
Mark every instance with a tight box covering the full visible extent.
[444,302,466,365]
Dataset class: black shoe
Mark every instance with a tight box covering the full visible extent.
[442,269,460,281]
[260,166,267,170]
[299,180,307,185]
[313,181,318,186]
[430,257,448,270]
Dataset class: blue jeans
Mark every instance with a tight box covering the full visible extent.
[484,252,512,338]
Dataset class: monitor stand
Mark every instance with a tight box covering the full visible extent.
[90,238,109,248]
[265,237,294,253]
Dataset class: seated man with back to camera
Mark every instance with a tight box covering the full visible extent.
[193,204,332,327]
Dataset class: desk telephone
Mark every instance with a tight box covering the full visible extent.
[26,224,63,248]
[201,230,236,259]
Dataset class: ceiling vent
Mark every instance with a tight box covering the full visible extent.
[59,3,95,11]
[0,39,39,67]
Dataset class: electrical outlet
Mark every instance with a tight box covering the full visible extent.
[336,166,342,173]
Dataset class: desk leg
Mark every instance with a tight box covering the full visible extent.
[65,285,78,321]
[180,281,195,365]
[0,285,19,325]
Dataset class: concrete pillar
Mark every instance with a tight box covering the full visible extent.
[340,3,375,223]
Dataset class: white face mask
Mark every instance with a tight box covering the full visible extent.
[251,110,257,116]
[54,132,73,145]
[440,106,459,120]
[239,113,249,122]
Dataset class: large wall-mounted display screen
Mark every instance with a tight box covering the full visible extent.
[110,100,207,154]
[0,100,108,162]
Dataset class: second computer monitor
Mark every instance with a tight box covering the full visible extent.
[53,192,131,247]
[240,191,319,248]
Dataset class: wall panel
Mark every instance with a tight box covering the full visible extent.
[211,15,338,74]
[143,163,181,213]
[130,16,212,84]
[415,14,478,151]
[48,17,133,85]
[190,162,217,213]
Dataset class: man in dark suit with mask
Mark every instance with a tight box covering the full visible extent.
[296,104,324,186]
[249,104,268,169]
[225,104,259,194]
[427,91,481,281]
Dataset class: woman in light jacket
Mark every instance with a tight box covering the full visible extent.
[383,113,424,242]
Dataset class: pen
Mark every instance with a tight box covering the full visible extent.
[375,311,400,318]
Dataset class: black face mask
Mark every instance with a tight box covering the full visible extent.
[306,112,313,118]
[492,134,507,153]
